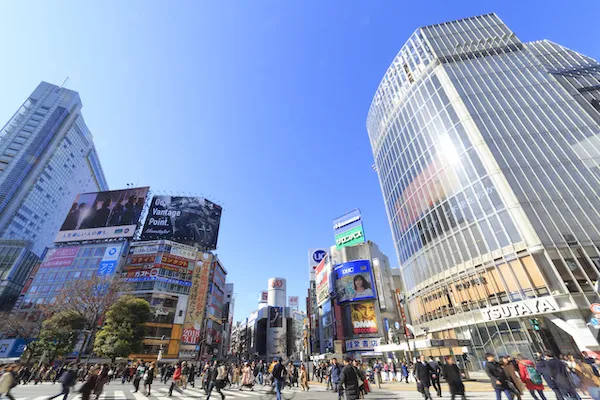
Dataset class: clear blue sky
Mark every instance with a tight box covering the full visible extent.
[0,1,598,321]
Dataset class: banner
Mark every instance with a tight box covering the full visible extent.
[289,296,299,308]
[333,260,376,303]
[315,254,331,306]
[141,196,222,250]
[40,246,79,268]
[55,187,149,243]
[269,306,283,328]
[181,253,213,345]
[349,301,378,335]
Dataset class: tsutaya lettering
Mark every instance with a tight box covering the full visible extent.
[481,297,558,321]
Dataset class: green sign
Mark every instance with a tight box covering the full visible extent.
[335,225,365,249]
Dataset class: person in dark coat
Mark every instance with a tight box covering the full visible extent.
[331,358,342,396]
[414,355,436,400]
[545,351,580,400]
[78,367,99,400]
[429,356,442,397]
[61,203,80,230]
[484,353,512,400]
[340,358,360,400]
[442,356,466,400]
[536,354,563,400]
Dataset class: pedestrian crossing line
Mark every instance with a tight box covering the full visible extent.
[155,387,198,399]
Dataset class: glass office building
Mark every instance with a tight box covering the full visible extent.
[367,13,600,367]
[0,82,108,310]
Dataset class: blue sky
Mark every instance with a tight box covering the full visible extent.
[0,1,598,321]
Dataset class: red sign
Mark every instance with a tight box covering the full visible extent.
[125,266,159,279]
[181,328,201,345]
[40,246,79,268]
[272,279,284,289]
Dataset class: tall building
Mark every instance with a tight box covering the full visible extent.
[367,13,600,368]
[222,283,235,356]
[0,82,107,310]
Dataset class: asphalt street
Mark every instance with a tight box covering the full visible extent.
[8,381,587,400]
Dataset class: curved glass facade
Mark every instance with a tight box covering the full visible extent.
[368,14,600,367]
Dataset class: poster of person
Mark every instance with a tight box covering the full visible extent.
[334,259,376,303]
[269,306,283,328]
[349,301,378,335]
[56,187,149,243]
[141,196,222,250]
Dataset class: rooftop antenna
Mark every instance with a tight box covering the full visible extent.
[59,76,69,89]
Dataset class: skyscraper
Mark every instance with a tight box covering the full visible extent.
[0,81,108,309]
[367,13,600,367]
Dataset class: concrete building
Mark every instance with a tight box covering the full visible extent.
[0,82,107,310]
[367,13,600,368]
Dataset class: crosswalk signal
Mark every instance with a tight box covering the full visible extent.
[530,318,541,331]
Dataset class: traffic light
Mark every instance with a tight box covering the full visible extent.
[530,318,541,331]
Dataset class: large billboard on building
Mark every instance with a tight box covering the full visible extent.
[55,187,149,243]
[315,254,331,306]
[344,301,378,336]
[181,253,213,345]
[289,296,299,308]
[333,209,365,249]
[141,196,222,250]
[333,260,377,304]
[308,249,327,281]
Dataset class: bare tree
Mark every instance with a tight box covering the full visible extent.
[51,275,123,358]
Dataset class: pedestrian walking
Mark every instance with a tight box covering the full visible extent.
[340,358,360,400]
[271,358,285,400]
[516,354,547,400]
[299,363,310,391]
[442,356,466,400]
[188,363,196,388]
[132,362,145,393]
[352,359,367,399]
[373,360,382,388]
[545,351,581,400]
[168,362,184,396]
[501,355,524,400]
[414,355,436,400]
[144,362,155,396]
[47,364,77,400]
[572,354,600,400]
[428,357,442,397]
[402,362,409,383]
[206,360,223,400]
[78,367,99,400]
[331,358,342,397]
[0,364,20,400]
[484,353,512,400]
[240,362,254,391]
[94,364,110,399]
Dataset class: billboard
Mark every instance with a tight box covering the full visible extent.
[181,253,213,345]
[333,260,376,303]
[333,209,365,249]
[260,291,268,302]
[269,306,283,328]
[346,301,378,335]
[289,296,299,308]
[97,243,124,276]
[141,196,222,250]
[39,246,79,268]
[315,254,331,306]
[308,248,327,281]
[55,187,149,243]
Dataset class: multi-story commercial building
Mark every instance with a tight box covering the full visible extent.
[367,13,600,368]
[0,82,107,310]
[222,283,235,356]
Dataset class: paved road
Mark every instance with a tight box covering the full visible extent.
[9,381,589,399]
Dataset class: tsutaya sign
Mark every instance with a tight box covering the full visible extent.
[481,297,559,321]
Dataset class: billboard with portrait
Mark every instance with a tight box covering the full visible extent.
[55,187,149,243]
[344,301,378,336]
[141,196,222,250]
[333,260,376,304]
[269,306,283,328]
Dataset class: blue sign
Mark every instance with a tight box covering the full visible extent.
[0,338,26,358]
[312,250,326,264]
[97,261,117,276]
[333,259,376,304]
[333,209,362,236]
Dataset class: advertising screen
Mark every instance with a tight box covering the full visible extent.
[333,209,365,249]
[55,187,149,243]
[269,306,283,328]
[141,196,222,250]
[334,260,376,303]
[315,254,331,306]
[346,301,378,335]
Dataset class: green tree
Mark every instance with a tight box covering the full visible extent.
[37,310,86,359]
[93,295,151,360]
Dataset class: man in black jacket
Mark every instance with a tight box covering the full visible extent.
[545,351,579,400]
[442,356,466,400]
[340,358,360,400]
[536,353,563,400]
[414,355,436,400]
[484,353,512,400]
[428,356,442,397]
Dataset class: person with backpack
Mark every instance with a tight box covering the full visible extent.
[132,362,146,393]
[516,354,547,400]
[47,364,77,400]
